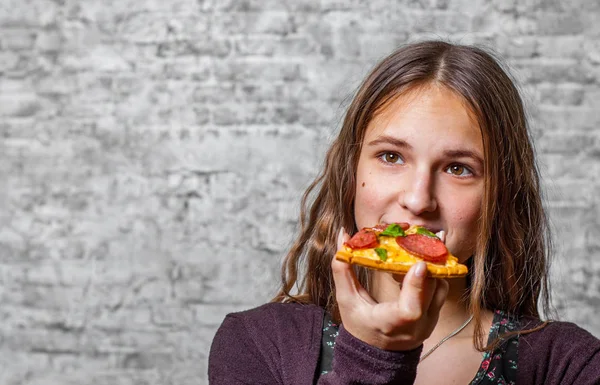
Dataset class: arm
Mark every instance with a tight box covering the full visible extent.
[208,314,280,385]
[318,325,422,385]
[210,309,422,385]
[518,321,600,385]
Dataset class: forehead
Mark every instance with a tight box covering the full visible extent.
[365,85,482,148]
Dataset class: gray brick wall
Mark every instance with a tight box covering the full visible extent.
[1,1,599,384]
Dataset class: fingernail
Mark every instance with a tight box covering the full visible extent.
[415,262,427,278]
[337,227,346,248]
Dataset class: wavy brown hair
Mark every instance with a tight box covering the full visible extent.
[272,40,553,351]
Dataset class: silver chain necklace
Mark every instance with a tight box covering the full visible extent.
[419,314,474,362]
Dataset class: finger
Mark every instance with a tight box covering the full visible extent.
[332,227,358,302]
[397,262,436,320]
[337,227,349,250]
[331,261,376,305]
[332,228,376,305]
[427,278,449,319]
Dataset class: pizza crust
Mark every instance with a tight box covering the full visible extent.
[335,249,468,278]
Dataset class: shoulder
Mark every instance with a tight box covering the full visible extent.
[221,301,325,333]
[211,301,325,357]
[517,318,600,385]
[519,317,599,348]
[209,302,324,384]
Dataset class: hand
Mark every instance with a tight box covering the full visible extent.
[331,228,449,351]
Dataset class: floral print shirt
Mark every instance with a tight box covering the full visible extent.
[317,310,519,384]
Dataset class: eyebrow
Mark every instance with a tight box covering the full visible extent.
[443,149,484,166]
[367,135,484,165]
[367,135,413,150]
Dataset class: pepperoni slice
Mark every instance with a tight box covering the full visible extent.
[396,234,448,264]
[346,229,378,249]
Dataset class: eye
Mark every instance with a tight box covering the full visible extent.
[379,152,404,164]
[446,164,473,176]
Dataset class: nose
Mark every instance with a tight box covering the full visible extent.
[399,168,437,215]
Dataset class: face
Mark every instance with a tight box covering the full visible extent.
[354,84,484,263]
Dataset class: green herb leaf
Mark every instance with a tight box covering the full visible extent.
[380,223,406,237]
[374,247,388,261]
[415,227,437,238]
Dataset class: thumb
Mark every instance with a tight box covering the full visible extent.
[398,262,431,318]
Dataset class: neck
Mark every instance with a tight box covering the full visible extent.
[433,277,473,338]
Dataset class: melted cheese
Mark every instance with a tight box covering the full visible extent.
[347,234,461,268]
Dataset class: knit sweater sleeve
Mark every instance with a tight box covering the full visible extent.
[208,303,422,385]
[208,313,281,385]
[518,320,600,385]
[318,325,422,385]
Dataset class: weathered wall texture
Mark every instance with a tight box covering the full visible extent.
[1,0,600,384]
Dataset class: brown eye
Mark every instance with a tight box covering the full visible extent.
[447,164,472,176]
[382,152,403,164]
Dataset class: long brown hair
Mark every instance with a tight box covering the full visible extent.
[273,40,553,350]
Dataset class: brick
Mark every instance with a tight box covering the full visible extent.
[0,28,37,50]
[236,82,287,101]
[321,0,369,11]
[410,10,474,34]
[535,11,585,36]
[0,51,20,73]
[213,59,303,82]
[2,327,81,353]
[495,35,537,59]
[193,303,250,326]
[489,0,518,13]
[0,351,51,383]
[157,38,232,58]
[117,13,210,43]
[0,263,28,285]
[513,58,594,84]
[49,353,113,374]
[537,83,585,106]
[0,92,41,117]
[0,0,58,27]
[150,305,194,328]
[81,328,170,353]
[536,36,585,60]
[303,60,366,101]
[62,45,132,72]
[235,35,317,57]
[584,38,600,64]
[534,106,600,132]
[199,0,320,12]
[474,13,537,36]
[546,180,594,208]
[360,34,408,62]
[541,153,600,181]
[119,350,175,370]
[547,206,590,253]
[212,11,295,35]
[2,284,89,309]
[35,29,62,52]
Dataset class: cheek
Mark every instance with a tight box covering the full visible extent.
[446,192,483,259]
[354,165,386,227]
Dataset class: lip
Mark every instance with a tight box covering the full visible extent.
[418,225,443,233]
[407,223,443,233]
[381,220,442,233]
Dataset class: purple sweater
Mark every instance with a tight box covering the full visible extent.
[208,302,600,384]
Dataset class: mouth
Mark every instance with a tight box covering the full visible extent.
[382,221,446,243]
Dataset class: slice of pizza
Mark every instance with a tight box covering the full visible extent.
[335,223,468,278]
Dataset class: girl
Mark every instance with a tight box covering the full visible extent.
[209,40,600,384]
